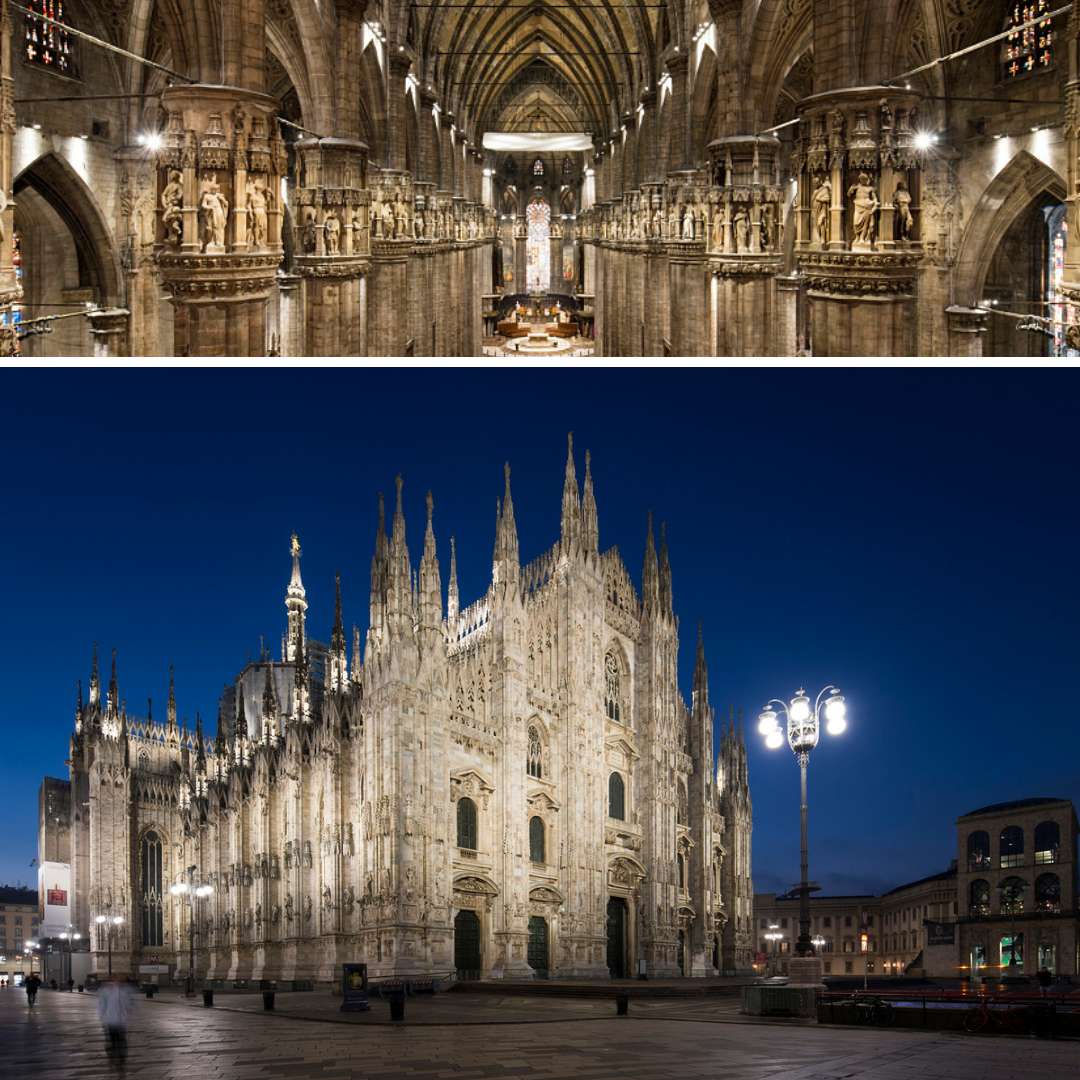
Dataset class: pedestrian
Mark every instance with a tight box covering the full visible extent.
[1037,966,1053,995]
[68,976,75,992]
[97,972,135,1067]
[50,978,57,990]
[25,973,41,1005]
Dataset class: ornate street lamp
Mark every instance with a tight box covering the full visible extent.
[759,686,846,970]
[765,926,782,976]
[170,866,212,997]
[95,903,124,977]
[22,939,39,979]
[59,926,81,989]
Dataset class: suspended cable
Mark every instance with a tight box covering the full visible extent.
[10,3,195,85]
[883,6,1070,86]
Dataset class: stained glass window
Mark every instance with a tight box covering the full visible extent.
[1004,2,1052,77]
[25,0,74,74]
[562,157,573,175]
[533,158,545,176]
[525,198,550,291]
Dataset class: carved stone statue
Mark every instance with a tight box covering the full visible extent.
[682,205,694,240]
[813,178,831,244]
[325,212,341,254]
[382,200,393,238]
[245,176,269,248]
[893,181,913,241]
[733,207,749,253]
[848,172,879,246]
[761,203,775,251]
[302,212,316,254]
[162,169,184,245]
[199,173,229,250]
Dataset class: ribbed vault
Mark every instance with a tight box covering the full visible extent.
[415,0,663,138]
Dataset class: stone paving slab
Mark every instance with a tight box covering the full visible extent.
[2,984,1077,1080]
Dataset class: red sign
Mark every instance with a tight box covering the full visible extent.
[46,889,67,906]
[754,952,767,964]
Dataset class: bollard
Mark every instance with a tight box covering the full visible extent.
[262,991,275,1011]
[390,993,405,1021]
[202,989,214,1007]
[616,994,629,1016]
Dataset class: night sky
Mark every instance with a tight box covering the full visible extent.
[3,368,1076,902]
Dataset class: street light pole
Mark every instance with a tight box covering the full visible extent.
[95,903,124,977]
[59,925,81,989]
[170,866,212,998]
[765,926,782,976]
[759,687,846,981]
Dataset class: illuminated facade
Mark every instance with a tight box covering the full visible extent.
[54,444,753,986]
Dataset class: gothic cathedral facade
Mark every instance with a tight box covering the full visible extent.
[63,441,753,985]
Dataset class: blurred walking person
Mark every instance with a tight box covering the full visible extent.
[25,973,41,1005]
[97,973,135,1068]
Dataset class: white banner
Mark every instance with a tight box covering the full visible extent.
[39,862,71,937]
[482,132,594,152]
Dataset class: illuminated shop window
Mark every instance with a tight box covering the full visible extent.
[1004,2,1053,77]
[25,1,75,75]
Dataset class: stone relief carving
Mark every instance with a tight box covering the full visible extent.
[199,174,229,250]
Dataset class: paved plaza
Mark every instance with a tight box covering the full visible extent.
[2,985,1076,1080]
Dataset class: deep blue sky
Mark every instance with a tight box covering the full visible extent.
[2,368,1076,900]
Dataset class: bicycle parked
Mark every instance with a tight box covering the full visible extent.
[962,999,1029,1034]
[833,992,896,1027]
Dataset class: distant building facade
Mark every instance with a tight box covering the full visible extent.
[47,444,753,986]
[755,796,1078,980]
[0,886,40,985]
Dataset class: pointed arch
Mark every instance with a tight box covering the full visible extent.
[952,150,1065,305]
[14,152,124,306]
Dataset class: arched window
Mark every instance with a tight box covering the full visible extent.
[970,879,991,915]
[457,797,478,850]
[1003,1,1053,77]
[608,772,625,820]
[604,652,620,722]
[141,830,163,947]
[967,830,990,870]
[999,875,1028,913]
[25,0,74,75]
[562,157,573,175]
[527,726,543,779]
[1000,826,1024,867]
[532,157,545,176]
[1035,873,1061,911]
[1034,821,1060,864]
[526,199,550,290]
[529,816,545,863]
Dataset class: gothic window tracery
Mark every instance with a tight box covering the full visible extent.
[526,199,550,290]
[527,725,543,779]
[533,157,545,176]
[604,652,620,722]
[141,830,163,947]
[25,1,74,74]
[1003,2,1053,77]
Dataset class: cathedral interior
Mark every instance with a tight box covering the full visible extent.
[1,0,1077,357]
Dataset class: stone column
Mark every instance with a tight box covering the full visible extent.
[440,114,456,199]
[155,85,286,356]
[368,169,413,354]
[0,0,20,356]
[276,273,303,355]
[793,88,924,356]
[1058,5,1080,335]
[293,138,371,356]
[418,90,439,185]
[665,53,690,173]
[88,309,130,357]
[514,217,527,298]
[549,220,563,294]
[706,136,786,355]
[386,54,411,171]
[945,306,989,358]
[637,90,658,185]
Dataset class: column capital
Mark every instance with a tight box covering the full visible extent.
[665,52,690,76]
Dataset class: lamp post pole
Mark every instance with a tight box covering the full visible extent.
[765,927,782,977]
[759,686,847,983]
[59,925,81,989]
[170,866,212,998]
[95,903,123,977]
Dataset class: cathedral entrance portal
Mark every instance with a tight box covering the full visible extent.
[606,897,627,978]
[528,916,549,978]
[454,909,481,980]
